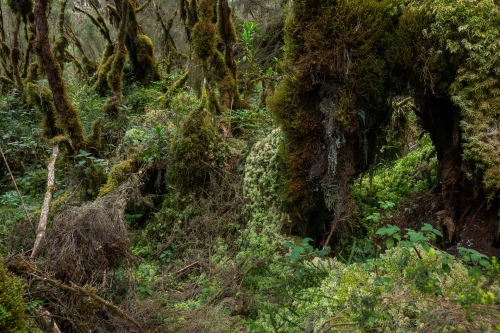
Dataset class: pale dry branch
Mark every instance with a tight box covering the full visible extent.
[32,144,59,258]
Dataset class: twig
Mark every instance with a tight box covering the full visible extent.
[174,261,199,275]
[0,144,33,228]
[32,144,59,258]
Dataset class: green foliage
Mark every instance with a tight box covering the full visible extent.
[352,136,437,230]
[0,259,27,332]
[251,226,500,332]
[169,92,230,189]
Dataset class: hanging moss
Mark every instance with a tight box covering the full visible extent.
[197,0,214,21]
[52,0,69,70]
[216,0,236,45]
[134,34,161,82]
[184,0,199,39]
[24,82,61,140]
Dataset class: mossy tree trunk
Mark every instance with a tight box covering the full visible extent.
[113,0,161,84]
[216,0,243,111]
[33,0,85,151]
[102,0,129,118]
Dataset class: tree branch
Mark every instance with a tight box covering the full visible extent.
[32,144,59,258]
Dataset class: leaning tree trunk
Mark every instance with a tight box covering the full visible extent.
[33,0,86,151]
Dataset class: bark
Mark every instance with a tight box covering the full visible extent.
[32,144,59,258]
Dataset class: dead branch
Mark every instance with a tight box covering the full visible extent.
[32,144,59,258]
[29,272,146,333]
[174,261,200,275]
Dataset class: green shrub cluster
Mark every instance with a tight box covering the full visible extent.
[352,136,437,231]
[249,230,500,332]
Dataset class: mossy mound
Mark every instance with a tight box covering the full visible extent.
[170,102,229,189]
[0,259,26,333]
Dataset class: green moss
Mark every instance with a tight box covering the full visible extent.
[93,43,115,96]
[334,89,357,134]
[84,119,102,150]
[169,92,229,188]
[238,129,289,262]
[103,44,127,118]
[134,34,161,82]
[197,0,214,21]
[98,156,139,197]
[24,82,60,139]
[216,1,236,44]
[0,259,27,333]
[25,62,38,83]
[0,76,14,86]
[192,21,216,62]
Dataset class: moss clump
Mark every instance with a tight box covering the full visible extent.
[192,21,216,63]
[0,259,27,333]
[170,90,229,189]
[25,82,61,139]
[134,34,161,82]
[84,119,102,150]
[197,0,214,21]
[98,156,139,197]
[238,129,289,262]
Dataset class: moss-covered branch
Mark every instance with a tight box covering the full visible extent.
[33,0,86,150]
